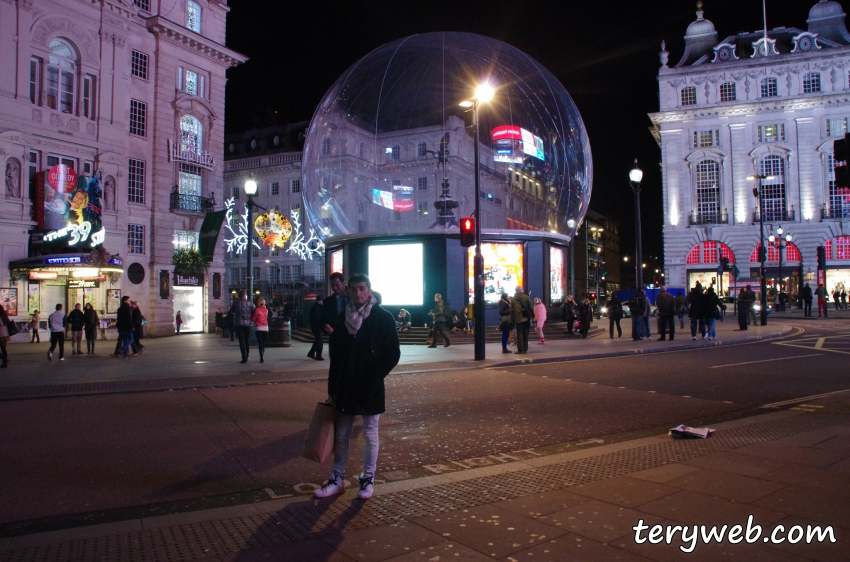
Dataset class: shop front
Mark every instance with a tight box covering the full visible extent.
[173,272,206,333]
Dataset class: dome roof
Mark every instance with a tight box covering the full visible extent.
[808,0,845,22]
[685,9,717,39]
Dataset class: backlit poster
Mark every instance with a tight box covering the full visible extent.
[550,246,565,303]
[368,244,423,305]
[329,248,343,274]
[468,243,524,304]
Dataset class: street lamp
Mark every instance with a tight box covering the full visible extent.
[768,225,793,310]
[460,81,494,361]
[244,179,258,301]
[747,173,774,326]
[629,159,644,289]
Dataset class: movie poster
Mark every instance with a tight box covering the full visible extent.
[0,288,18,316]
[28,284,40,314]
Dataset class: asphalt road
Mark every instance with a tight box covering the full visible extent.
[2,322,848,536]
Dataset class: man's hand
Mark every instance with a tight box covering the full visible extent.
[324,324,334,334]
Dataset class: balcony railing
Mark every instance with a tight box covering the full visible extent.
[170,192,216,214]
[752,207,795,224]
[689,209,728,225]
[822,205,850,220]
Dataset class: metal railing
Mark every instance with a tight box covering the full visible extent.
[753,207,795,223]
[822,205,850,220]
[170,192,216,213]
[688,209,728,225]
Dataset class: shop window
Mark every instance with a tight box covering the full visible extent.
[173,229,198,250]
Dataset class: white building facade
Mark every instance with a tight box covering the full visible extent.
[651,0,850,302]
[0,0,245,337]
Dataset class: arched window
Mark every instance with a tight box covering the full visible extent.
[177,115,203,207]
[750,242,801,262]
[187,1,201,33]
[686,241,735,265]
[758,155,787,221]
[46,39,76,113]
[824,236,850,260]
[694,160,722,223]
[179,115,202,154]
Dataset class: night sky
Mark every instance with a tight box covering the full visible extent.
[223,0,822,266]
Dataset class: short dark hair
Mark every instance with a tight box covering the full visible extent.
[329,272,345,284]
[347,272,371,289]
[55,303,63,310]
[122,296,130,302]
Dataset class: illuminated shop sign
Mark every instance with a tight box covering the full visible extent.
[43,221,106,247]
[174,273,204,287]
[29,271,58,280]
[46,256,82,265]
[167,139,216,170]
[68,279,99,289]
[253,210,293,248]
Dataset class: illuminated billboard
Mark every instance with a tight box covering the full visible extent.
[550,246,565,303]
[369,244,423,305]
[491,126,544,163]
[468,243,524,303]
[329,248,343,274]
[371,188,414,211]
[35,166,105,248]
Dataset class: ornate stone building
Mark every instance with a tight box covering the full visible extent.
[651,0,850,301]
[0,0,245,336]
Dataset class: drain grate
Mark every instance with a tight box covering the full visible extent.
[2,412,847,562]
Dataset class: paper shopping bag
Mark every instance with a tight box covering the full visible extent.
[302,402,335,463]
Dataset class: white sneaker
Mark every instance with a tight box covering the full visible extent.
[692,336,697,341]
[356,475,374,500]
[314,476,345,498]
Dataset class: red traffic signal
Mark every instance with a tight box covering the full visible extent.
[460,217,476,247]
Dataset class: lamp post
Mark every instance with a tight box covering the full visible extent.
[460,82,494,361]
[747,173,774,326]
[629,160,644,289]
[244,179,258,301]
[768,225,792,311]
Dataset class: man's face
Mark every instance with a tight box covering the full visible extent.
[349,282,371,307]
[331,277,346,296]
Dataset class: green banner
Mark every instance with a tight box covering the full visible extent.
[197,210,226,262]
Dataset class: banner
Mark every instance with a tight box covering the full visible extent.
[198,210,226,262]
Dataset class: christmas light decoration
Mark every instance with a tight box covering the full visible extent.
[287,209,325,260]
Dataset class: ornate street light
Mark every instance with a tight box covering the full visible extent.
[244,179,258,301]
[747,173,775,326]
[629,160,644,289]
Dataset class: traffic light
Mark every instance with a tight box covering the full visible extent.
[834,134,850,188]
[720,257,730,270]
[817,245,827,269]
[460,217,476,247]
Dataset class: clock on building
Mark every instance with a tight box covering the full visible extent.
[718,47,732,61]
[799,36,812,51]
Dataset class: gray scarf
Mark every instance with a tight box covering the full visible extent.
[344,295,376,335]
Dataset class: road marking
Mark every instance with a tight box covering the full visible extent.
[708,354,823,368]
[814,338,826,349]
[760,389,850,409]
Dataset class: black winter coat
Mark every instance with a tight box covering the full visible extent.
[703,292,721,320]
[687,288,705,319]
[328,304,401,416]
[116,303,133,331]
[67,309,85,331]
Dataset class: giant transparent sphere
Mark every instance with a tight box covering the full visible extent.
[302,32,592,240]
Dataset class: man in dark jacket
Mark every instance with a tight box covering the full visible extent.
[116,296,135,358]
[229,289,255,363]
[307,300,324,361]
[67,303,85,354]
[510,286,532,353]
[687,283,706,340]
[628,290,645,340]
[314,273,400,501]
[801,283,813,317]
[737,284,756,330]
[656,286,676,341]
[321,272,348,335]
[607,294,623,338]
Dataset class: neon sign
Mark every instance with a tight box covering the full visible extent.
[46,256,82,264]
[43,221,106,247]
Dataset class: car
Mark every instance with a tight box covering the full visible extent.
[721,296,772,314]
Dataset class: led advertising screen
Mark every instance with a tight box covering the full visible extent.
[491,126,544,163]
[371,188,414,211]
[550,246,565,303]
[468,243,524,304]
[368,243,423,305]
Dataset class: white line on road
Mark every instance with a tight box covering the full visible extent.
[760,388,850,409]
[708,354,824,369]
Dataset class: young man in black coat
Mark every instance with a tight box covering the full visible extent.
[314,273,401,501]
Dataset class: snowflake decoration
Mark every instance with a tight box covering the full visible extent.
[223,197,261,255]
[287,209,325,260]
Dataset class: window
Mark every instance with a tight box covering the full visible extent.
[46,155,76,169]
[827,118,847,137]
[179,115,202,154]
[417,201,429,218]
[720,82,736,102]
[695,160,721,220]
[680,86,696,106]
[759,155,786,221]
[173,229,198,250]
[359,143,365,159]
[229,268,240,284]
[28,151,40,201]
[803,72,821,93]
[758,124,785,143]
[131,50,148,80]
[185,70,198,95]
[200,75,205,99]
[187,1,201,33]
[269,266,281,284]
[271,245,279,257]
[177,66,183,90]
[385,145,400,162]
[82,75,95,119]
[134,0,150,10]
[761,77,778,98]
[127,224,144,254]
[417,142,427,157]
[128,158,146,203]
[321,138,331,155]
[291,202,301,214]
[46,39,76,113]
[252,246,259,258]
[129,99,147,136]
[270,182,279,196]
[417,177,428,191]
[178,163,202,198]
[231,186,239,199]
[693,130,719,148]
[828,153,850,218]
[252,267,261,281]
[291,179,301,193]
[29,59,41,105]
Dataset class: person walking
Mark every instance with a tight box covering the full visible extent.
[656,286,676,341]
[229,289,255,363]
[607,293,623,338]
[533,297,547,344]
[675,292,688,329]
[703,286,721,340]
[628,290,645,340]
[841,288,847,310]
[175,311,183,334]
[308,300,325,360]
[0,305,12,368]
[737,284,756,330]
[816,283,828,318]
[511,286,532,353]
[688,283,706,340]
[313,273,400,501]
[642,290,653,340]
[833,289,841,312]
[115,296,136,358]
[801,283,813,317]
[132,302,145,353]
[47,304,66,361]
[29,310,40,343]
[577,298,593,339]
[252,298,269,363]
[562,295,578,336]
[67,303,85,354]
[83,303,99,354]
[428,293,450,348]
[214,308,223,335]
[498,293,513,353]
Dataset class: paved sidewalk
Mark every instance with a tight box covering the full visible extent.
[1,388,848,561]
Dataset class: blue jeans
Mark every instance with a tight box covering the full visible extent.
[632,315,644,340]
[690,318,706,338]
[706,317,716,338]
[331,413,380,480]
[501,328,511,348]
[119,330,134,356]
